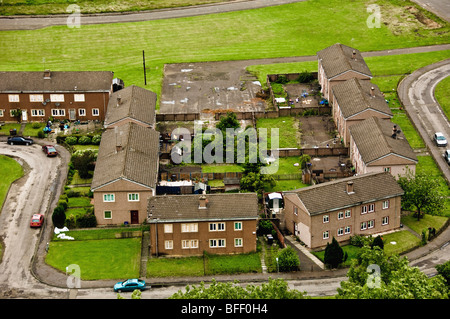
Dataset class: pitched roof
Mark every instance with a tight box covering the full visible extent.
[91,122,160,190]
[317,43,372,79]
[147,193,259,222]
[104,85,156,127]
[284,172,404,215]
[349,117,418,164]
[332,78,392,119]
[0,70,113,93]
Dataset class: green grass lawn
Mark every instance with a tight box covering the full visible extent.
[256,117,300,149]
[0,124,21,136]
[264,179,308,192]
[67,196,92,208]
[435,75,450,121]
[0,155,24,209]
[201,163,244,173]
[313,244,362,267]
[46,238,142,280]
[401,213,449,235]
[382,230,421,256]
[1,0,448,110]
[70,171,93,185]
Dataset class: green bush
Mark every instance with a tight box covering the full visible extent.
[65,136,78,145]
[277,246,300,272]
[66,190,81,198]
[65,215,77,229]
[57,200,68,211]
[78,136,92,145]
[76,211,97,228]
[52,206,66,228]
[37,131,45,138]
[92,135,101,145]
[324,237,344,268]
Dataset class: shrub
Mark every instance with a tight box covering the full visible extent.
[65,215,77,229]
[78,136,92,145]
[65,136,78,145]
[297,70,314,83]
[258,219,274,236]
[31,122,42,129]
[52,206,66,228]
[435,261,450,286]
[324,237,344,268]
[92,135,101,145]
[350,234,372,247]
[76,210,97,228]
[277,246,300,272]
[57,200,68,211]
[371,235,384,250]
[37,131,45,138]
[66,190,81,198]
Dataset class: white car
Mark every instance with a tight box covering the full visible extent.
[444,150,450,165]
[434,132,447,147]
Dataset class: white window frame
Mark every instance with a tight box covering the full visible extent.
[345,210,351,218]
[337,227,344,236]
[74,94,85,102]
[51,109,65,117]
[164,224,173,234]
[209,222,225,231]
[361,205,367,214]
[103,193,115,202]
[368,220,374,229]
[368,203,375,213]
[128,193,139,202]
[0,110,3,117]
[361,221,367,231]
[294,207,298,215]
[382,200,389,209]
[338,211,344,220]
[323,215,329,223]
[165,240,173,250]
[50,94,64,102]
[234,222,242,231]
[8,94,19,102]
[182,240,199,249]
[103,210,112,219]
[92,108,100,116]
[31,109,45,117]
[78,108,86,117]
[345,226,351,234]
[323,231,329,240]
[29,94,43,102]
[235,238,243,247]
[181,223,198,233]
[382,216,389,225]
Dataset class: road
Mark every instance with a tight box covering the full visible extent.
[412,0,450,23]
[397,58,450,184]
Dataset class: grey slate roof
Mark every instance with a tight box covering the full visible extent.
[0,70,113,93]
[104,85,156,127]
[147,193,259,222]
[317,43,372,79]
[349,117,418,164]
[284,172,404,215]
[91,122,160,190]
[332,78,392,119]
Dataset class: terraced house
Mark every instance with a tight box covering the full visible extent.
[283,172,404,250]
[0,70,114,122]
[147,193,259,256]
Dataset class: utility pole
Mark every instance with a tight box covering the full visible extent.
[143,50,147,85]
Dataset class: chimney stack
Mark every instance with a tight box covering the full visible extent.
[44,69,51,79]
[392,125,397,139]
[370,87,375,97]
[346,181,354,194]
[117,96,121,106]
[116,145,123,152]
[199,194,208,209]
[352,50,356,59]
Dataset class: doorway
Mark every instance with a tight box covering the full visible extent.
[130,210,139,224]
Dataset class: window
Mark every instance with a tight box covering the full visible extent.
[31,109,45,116]
[50,94,64,102]
[29,94,43,102]
[0,110,3,117]
[345,210,351,218]
[361,222,367,230]
[128,193,139,202]
[104,211,112,219]
[382,200,389,209]
[234,222,242,231]
[103,194,115,202]
[210,239,225,248]
[182,240,198,249]
[51,109,65,116]
[209,223,216,231]
[8,94,19,102]
[323,215,329,223]
[165,240,173,250]
[361,206,367,214]
[382,216,389,225]
[368,204,375,213]
[164,224,173,233]
[79,109,86,116]
[294,207,298,215]
[74,94,85,102]
[92,108,100,116]
[338,211,344,220]
[384,167,391,173]
[323,231,329,240]
[181,223,198,233]
[235,238,243,247]
[368,220,374,229]
[337,227,344,236]
[209,222,225,231]
[345,226,351,234]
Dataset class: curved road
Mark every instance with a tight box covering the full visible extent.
[398,58,450,184]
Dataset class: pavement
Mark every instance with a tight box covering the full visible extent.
[411,0,450,23]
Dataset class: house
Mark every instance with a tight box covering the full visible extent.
[283,172,404,250]
[91,122,160,226]
[331,78,393,145]
[104,85,157,129]
[349,117,418,177]
[147,193,259,256]
[0,70,114,122]
[317,43,372,101]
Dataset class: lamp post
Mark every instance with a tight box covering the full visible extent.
[276,257,279,273]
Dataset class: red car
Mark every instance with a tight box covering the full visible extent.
[30,214,44,228]
[42,145,58,157]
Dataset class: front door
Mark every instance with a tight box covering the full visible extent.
[22,110,28,122]
[130,210,139,224]
[69,109,76,121]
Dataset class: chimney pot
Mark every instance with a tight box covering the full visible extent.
[199,194,208,209]
[370,87,375,97]
[346,181,354,194]
[352,50,356,59]
[116,145,123,152]
[44,69,51,79]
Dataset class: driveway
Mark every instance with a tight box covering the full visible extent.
[397,58,450,184]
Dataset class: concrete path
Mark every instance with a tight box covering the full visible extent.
[411,0,450,23]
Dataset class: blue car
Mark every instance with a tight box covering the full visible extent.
[114,279,146,292]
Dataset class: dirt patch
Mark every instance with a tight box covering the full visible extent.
[406,6,441,29]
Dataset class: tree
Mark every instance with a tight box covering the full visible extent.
[337,246,449,299]
[436,261,450,286]
[324,237,344,268]
[52,205,66,228]
[397,169,445,220]
[277,246,300,272]
[371,235,384,250]
[240,172,275,193]
[71,150,96,179]
[216,112,240,132]
[170,278,308,299]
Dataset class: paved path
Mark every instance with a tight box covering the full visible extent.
[0,0,306,31]
[397,58,450,184]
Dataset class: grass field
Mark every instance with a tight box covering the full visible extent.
[435,75,450,121]
[0,155,24,210]
[256,117,300,149]
[1,0,448,109]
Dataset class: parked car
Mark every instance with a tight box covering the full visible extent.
[7,136,34,145]
[434,132,447,147]
[113,279,146,292]
[42,145,58,157]
[444,150,450,165]
[30,214,44,228]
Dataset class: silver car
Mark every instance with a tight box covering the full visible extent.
[434,132,447,147]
